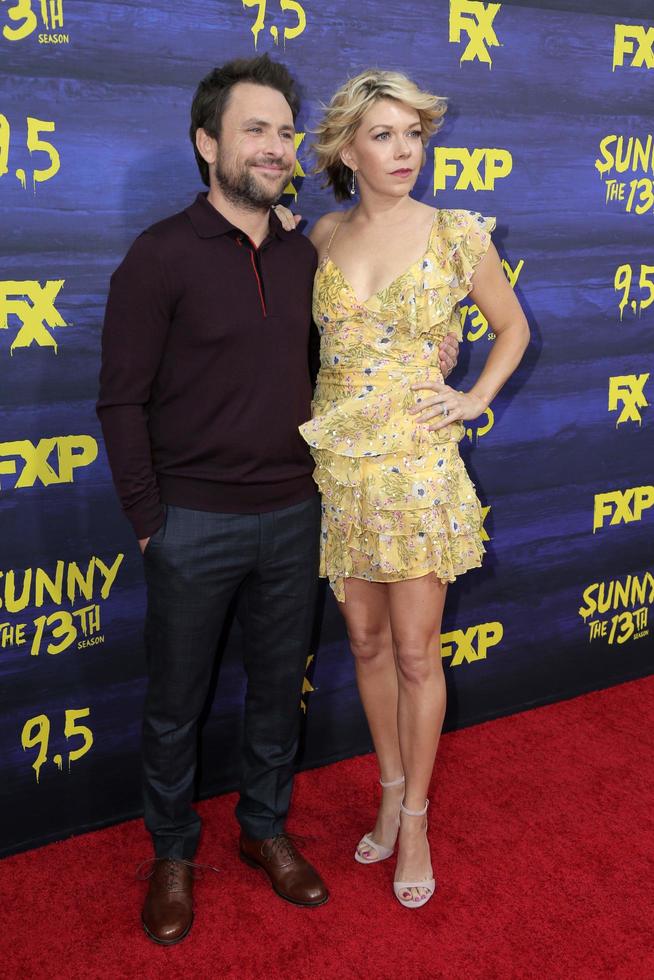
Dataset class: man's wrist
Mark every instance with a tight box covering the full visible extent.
[129,504,165,541]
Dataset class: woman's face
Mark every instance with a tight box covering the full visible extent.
[342,98,424,199]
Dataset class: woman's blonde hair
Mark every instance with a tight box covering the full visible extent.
[313,69,447,201]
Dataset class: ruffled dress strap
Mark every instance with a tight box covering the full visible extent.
[394,208,496,341]
[438,208,496,300]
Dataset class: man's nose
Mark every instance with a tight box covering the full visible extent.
[264,133,290,159]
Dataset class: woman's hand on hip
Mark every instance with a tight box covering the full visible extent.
[409,381,486,431]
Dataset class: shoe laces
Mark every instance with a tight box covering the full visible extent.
[264,832,311,864]
[135,856,221,886]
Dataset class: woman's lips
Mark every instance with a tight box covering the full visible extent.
[391,168,413,177]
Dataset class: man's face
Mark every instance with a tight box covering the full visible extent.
[210,82,296,210]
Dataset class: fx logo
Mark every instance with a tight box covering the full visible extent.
[449,0,501,66]
[440,621,503,665]
[480,505,491,542]
[613,24,654,71]
[434,147,512,192]
[0,436,97,490]
[608,374,650,426]
[300,653,314,713]
[593,485,654,532]
[283,132,305,199]
[0,280,67,353]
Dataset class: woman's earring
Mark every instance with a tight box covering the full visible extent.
[349,169,357,196]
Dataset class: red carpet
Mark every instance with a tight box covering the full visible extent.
[2,677,653,980]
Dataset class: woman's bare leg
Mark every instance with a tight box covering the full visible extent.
[388,574,447,900]
[342,578,404,853]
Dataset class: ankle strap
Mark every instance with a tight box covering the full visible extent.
[400,799,429,817]
[379,775,405,788]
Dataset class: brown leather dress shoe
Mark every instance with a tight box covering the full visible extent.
[239,833,329,907]
[142,858,194,945]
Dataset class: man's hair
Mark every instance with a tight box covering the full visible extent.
[190,55,301,186]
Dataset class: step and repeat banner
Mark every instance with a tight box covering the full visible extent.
[1,0,652,855]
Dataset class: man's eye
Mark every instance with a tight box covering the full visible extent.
[281,132,294,140]
[248,127,263,134]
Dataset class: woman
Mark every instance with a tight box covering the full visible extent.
[298,70,529,908]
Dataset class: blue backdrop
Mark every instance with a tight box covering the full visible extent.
[1,0,652,855]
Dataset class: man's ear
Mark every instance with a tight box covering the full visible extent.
[196,128,218,167]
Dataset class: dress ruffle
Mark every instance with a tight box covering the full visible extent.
[363,210,496,341]
[313,444,485,603]
[410,210,496,340]
[300,371,465,457]
[301,208,494,602]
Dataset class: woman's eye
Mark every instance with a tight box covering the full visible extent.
[375,132,390,140]
[409,130,422,139]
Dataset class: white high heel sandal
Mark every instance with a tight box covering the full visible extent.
[393,800,436,909]
[354,775,405,864]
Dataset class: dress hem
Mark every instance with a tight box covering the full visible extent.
[324,556,484,603]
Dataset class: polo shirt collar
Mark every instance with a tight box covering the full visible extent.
[185,192,292,241]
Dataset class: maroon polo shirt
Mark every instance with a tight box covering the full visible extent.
[97,193,318,539]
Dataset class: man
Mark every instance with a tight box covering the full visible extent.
[98,54,458,945]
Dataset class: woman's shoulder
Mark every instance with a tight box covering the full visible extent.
[429,208,496,248]
[409,203,476,237]
[309,210,350,251]
[434,207,495,228]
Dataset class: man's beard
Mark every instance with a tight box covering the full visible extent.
[214,152,290,212]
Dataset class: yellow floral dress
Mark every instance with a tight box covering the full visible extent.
[299,208,495,602]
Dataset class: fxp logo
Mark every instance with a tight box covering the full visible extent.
[434,147,512,192]
[593,486,654,532]
[0,437,98,490]
[449,0,502,67]
[613,24,654,71]
[441,621,503,665]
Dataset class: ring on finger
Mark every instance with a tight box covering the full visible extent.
[442,404,449,417]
